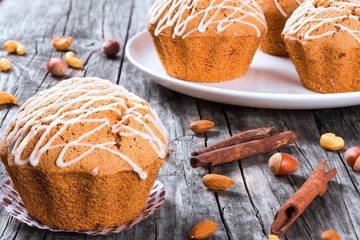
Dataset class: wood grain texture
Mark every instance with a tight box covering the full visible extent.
[0,0,359,239]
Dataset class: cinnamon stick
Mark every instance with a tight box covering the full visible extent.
[190,131,297,168]
[271,160,337,236]
[191,127,277,156]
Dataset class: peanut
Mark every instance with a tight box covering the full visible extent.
[268,235,279,240]
[3,40,26,55]
[3,40,17,53]
[64,51,84,69]
[0,58,12,71]
[52,36,73,51]
[16,44,26,55]
[320,133,344,151]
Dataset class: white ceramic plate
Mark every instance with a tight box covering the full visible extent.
[126,30,360,109]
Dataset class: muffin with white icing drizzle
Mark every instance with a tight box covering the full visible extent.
[0,77,168,230]
[147,0,267,82]
[283,0,360,93]
[256,0,304,56]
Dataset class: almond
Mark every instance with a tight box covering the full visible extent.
[189,219,218,239]
[0,91,18,105]
[202,174,235,191]
[190,120,215,133]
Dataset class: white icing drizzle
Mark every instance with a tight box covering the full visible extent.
[148,0,266,38]
[91,167,99,176]
[6,77,169,180]
[283,0,360,43]
[273,0,288,17]
[273,0,303,18]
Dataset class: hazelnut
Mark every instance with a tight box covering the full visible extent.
[269,152,299,176]
[47,58,67,76]
[102,39,120,57]
[344,147,360,171]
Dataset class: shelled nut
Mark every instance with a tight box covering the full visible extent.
[202,174,235,190]
[189,219,218,239]
[0,58,12,71]
[190,120,215,133]
[52,36,73,51]
[3,40,26,55]
[64,51,84,69]
[320,133,344,151]
[268,152,299,176]
[321,229,341,240]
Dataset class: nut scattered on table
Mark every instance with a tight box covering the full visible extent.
[320,133,345,151]
[3,40,26,55]
[321,229,341,240]
[268,235,279,240]
[344,147,360,171]
[64,51,84,69]
[102,39,120,57]
[52,36,73,51]
[202,174,235,191]
[16,43,26,55]
[188,219,218,239]
[268,152,299,176]
[47,58,67,76]
[0,58,12,71]
[0,91,18,105]
[190,120,215,133]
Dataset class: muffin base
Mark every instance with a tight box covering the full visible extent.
[150,33,261,82]
[1,158,162,230]
[285,39,360,93]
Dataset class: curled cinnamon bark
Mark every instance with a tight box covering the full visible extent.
[191,131,297,168]
[191,127,277,156]
[271,160,337,236]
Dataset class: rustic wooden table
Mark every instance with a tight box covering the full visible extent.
[0,0,359,239]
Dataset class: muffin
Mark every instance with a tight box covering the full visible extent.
[0,77,169,230]
[283,0,360,93]
[147,0,267,82]
[256,0,303,56]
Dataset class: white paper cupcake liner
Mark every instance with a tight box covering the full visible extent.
[0,178,165,235]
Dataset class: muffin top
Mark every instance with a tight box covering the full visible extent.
[283,0,360,45]
[2,77,168,179]
[147,0,267,38]
[266,0,303,17]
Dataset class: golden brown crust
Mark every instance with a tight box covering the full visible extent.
[256,0,303,56]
